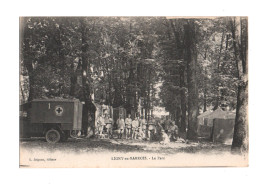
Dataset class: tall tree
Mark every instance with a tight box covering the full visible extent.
[169,19,187,134]
[229,17,248,153]
[184,20,199,140]
[79,18,93,133]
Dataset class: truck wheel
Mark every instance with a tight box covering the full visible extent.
[45,129,61,143]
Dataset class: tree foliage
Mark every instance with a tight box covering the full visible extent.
[20,17,247,145]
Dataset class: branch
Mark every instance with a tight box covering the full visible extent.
[217,29,225,71]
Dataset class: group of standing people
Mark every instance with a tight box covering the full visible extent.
[117,115,146,139]
[116,114,179,141]
[97,113,179,142]
[97,114,113,138]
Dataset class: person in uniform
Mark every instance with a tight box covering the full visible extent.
[131,116,139,139]
[160,129,170,145]
[97,114,106,135]
[156,119,164,132]
[125,114,132,139]
[168,121,179,141]
[105,114,113,138]
[139,116,147,139]
[160,116,166,131]
[136,116,142,140]
[154,119,163,141]
[116,115,125,139]
[85,113,95,138]
[164,116,172,133]
[147,116,156,141]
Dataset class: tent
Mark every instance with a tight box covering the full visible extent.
[197,108,236,138]
[197,110,213,126]
[197,108,235,127]
[212,118,235,144]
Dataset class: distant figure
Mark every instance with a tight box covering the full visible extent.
[160,129,170,145]
[116,115,125,139]
[139,116,147,139]
[164,116,172,133]
[85,114,95,138]
[147,116,156,141]
[125,114,132,139]
[131,117,139,139]
[168,122,179,141]
[105,114,113,138]
[97,114,106,135]
[154,120,164,141]
[156,120,164,131]
[161,117,166,131]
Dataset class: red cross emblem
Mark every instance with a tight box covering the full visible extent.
[55,105,64,116]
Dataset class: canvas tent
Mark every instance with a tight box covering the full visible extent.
[197,108,235,127]
[212,118,235,144]
[197,110,213,126]
[197,108,236,138]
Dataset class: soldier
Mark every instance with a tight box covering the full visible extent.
[97,114,106,135]
[154,119,163,141]
[156,119,164,131]
[131,116,139,139]
[125,114,132,139]
[116,115,125,139]
[164,116,172,133]
[136,116,143,140]
[168,121,179,141]
[160,129,170,145]
[139,116,147,139]
[105,114,113,138]
[147,116,156,141]
[85,113,95,138]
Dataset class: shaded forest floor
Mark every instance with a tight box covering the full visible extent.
[20,137,232,155]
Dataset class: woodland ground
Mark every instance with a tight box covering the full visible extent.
[20,137,232,155]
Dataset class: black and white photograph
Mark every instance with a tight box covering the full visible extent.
[19,16,248,168]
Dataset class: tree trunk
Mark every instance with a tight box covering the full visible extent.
[184,21,199,140]
[214,30,225,110]
[179,64,187,133]
[169,19,187,134]
[126,60,134,115]
[203,68,207,112]
[22,20,35,102]
[57,21,66,97]
[69,62,77,97]
[175,106,181,128]
[112,54,123,107]
[80,19,91,134]
[232,82,248,153]
[230,17,248,153]
[27,67,35,102]
[20,81,25,103]
[203,90,207,112]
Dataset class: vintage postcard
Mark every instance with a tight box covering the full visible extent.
[19,16,248,168]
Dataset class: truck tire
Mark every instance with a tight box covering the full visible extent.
[45,129,61,143]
